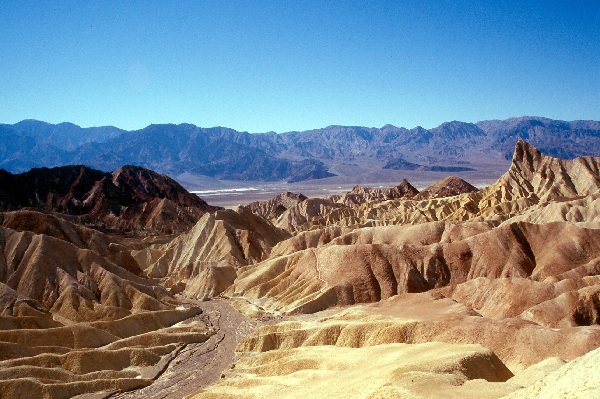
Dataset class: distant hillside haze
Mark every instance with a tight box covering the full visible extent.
[0,117,598,182]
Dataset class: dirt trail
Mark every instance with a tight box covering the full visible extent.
[102,298,257,399]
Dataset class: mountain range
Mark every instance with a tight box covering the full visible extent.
[1,117,599,183]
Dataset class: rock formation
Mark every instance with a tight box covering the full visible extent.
[195,292,600,398]
[247,191,308,221]
[230,221,600,314]
[0,165,214,234]
[302,140,600,231]
[192,342,517,399]
[134,206,290,298]
[503,346,600,399]
[274,198,347,232]
[0,214,213,398]
[0,210,143,275]
[335,179,419,207]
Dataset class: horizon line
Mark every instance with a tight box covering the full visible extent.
[4,115,598,134]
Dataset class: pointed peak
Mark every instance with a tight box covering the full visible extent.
[397,179,419,193]
[512,140,543,168]
[415,176,478,199]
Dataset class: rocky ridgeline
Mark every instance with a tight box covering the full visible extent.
[0,164,215,235]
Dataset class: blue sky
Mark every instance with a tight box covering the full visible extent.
[1,1,598,132]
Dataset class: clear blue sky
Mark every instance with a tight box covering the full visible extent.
[1,1,598,132]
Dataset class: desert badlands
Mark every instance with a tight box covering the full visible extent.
[0,140,599,398]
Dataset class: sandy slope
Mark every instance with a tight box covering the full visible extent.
[189,292,600,399]
[190,342,518,399]
[502,346,600,399]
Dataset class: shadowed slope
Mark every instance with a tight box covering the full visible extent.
[231,221,600,315]
[0,165,214,234]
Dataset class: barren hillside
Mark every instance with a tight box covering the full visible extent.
[0,140,598,399]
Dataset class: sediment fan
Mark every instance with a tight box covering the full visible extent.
[0,140,598,398]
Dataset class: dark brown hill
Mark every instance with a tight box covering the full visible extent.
[415,176,479,199]
[0,165,214,234]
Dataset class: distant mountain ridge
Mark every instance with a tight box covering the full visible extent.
[1,117,598,182]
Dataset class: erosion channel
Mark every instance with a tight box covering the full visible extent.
[90,299,261,399]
